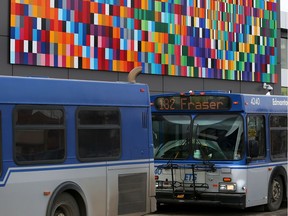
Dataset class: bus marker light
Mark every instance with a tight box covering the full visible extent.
[268,167,272,171]
[223,177,231,182]
[233,101,239,105]
[43,191,51,196]
[189,91,195,95]
[200,92,206,95]
[140,88,145,92]
[155,175,159,180]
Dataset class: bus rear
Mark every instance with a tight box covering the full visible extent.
[151,91,287,211]
[0,75,156,216]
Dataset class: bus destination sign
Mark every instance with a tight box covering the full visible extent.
[154,95,231,111]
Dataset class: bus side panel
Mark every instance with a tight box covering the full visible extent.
[0,172,49,215]
[0,104,108,216]
[106,107,153,215]
[73,166,107,216]
[246,165,269,207]
[107,166,150,215]
[121,107,151,160]
[0,166,107,216]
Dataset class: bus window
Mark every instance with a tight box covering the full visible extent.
[152,114,244,160]
[270,115,287,160]
[193,114,244,160]
[247,115,266,159]
[153,115,192,159]
[14,107,65,164]
[77,108,121,161]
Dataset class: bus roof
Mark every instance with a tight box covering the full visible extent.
[151,91,288,113]
[0,76,150,106]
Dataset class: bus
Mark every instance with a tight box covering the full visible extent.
[151,90,287,211]
[0,73,156,215]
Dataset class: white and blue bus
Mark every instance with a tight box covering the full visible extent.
[151,91,287,211]
[0,73,156,215]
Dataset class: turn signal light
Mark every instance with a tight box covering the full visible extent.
[223,177,232,182]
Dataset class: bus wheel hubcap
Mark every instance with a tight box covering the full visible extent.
[272,180,281,201]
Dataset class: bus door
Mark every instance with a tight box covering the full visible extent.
[0,105,11,182]
[246,115,268,207]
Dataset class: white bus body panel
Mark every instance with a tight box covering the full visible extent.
[155,163,287,208]
[0,164,106,216]
[246,165,269,207]
[107,161,153,216]
[0,159,153,216]
[245,163,287,207]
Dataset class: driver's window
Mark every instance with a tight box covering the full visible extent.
[152,115,191,159]
[247,115,266,159]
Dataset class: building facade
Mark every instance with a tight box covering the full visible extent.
[280,6,288,95]
[0,0,286,95]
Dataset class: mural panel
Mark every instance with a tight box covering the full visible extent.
[10,0,278,82]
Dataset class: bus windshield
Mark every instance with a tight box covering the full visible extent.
[153,114,244,161]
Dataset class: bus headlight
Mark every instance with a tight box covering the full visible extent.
[219,182,237,192]
[155,181,159,188]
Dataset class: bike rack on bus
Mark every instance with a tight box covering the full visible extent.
[156,162,215,200]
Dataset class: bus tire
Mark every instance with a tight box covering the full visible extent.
[265,175,283,211]
[51,192,80,216]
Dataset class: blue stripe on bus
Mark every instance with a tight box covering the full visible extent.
[154,161,288,170]
[0,159,154,187]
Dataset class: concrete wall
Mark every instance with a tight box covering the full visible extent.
[0,0,282,96]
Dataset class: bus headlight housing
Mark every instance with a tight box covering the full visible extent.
[219,182,237,192]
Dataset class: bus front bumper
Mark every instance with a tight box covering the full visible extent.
[156,191,246,209]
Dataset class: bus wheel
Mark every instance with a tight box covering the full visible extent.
[51,192,80,216]
[265,175,283,211]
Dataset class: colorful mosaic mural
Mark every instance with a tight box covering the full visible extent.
[10,0,278,82]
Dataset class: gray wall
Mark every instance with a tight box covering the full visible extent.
[0,0,281,96]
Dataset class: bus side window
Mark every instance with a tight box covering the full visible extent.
[77,107,121,161]
[247,115,266,159]
[270,115,287,160]
[14,107,65,164]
